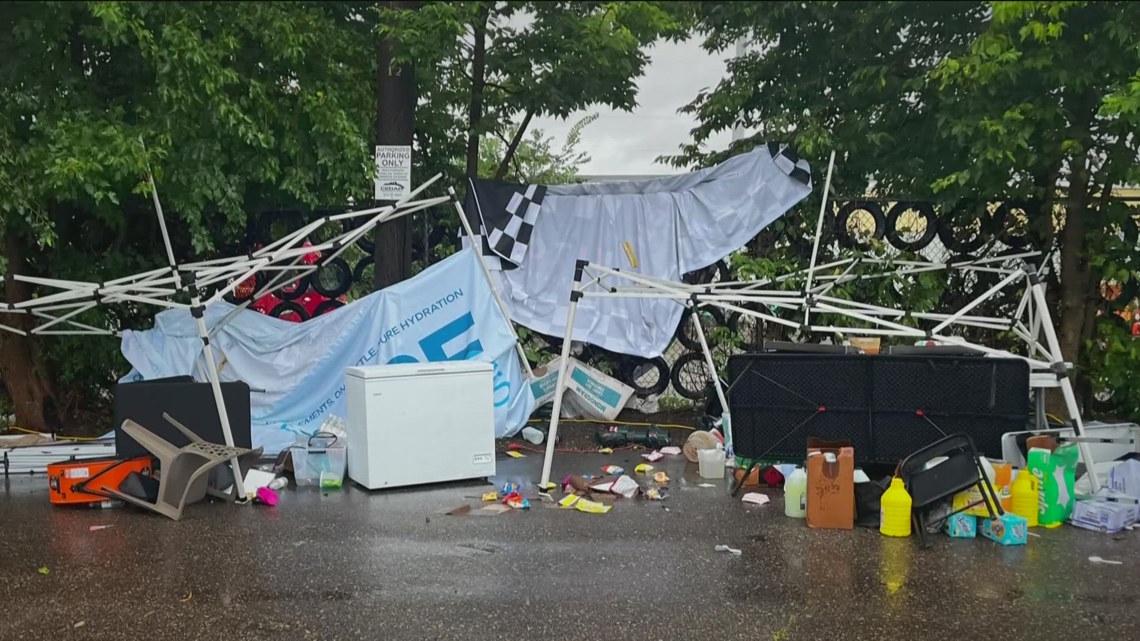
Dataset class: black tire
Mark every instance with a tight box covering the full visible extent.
[353,257,375,289]
[834,201,885,250]
[670,352,713,401]
[276,272,311,301]
[261,210,306,244]
[682,259,730,285]
[223,271,267,304]
[676,306,727,351]
[937,201,992,254]
[311,257,352,298]
[726,305,767,352]
[993,201,1035,249]
[269,301,310,323]
[312,299,345,317]
[342,218,375,255]
[1098,274,1139,308]
[618,357,670,397]
[885,201,938,252]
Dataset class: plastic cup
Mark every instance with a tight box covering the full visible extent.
[697,448,724,479]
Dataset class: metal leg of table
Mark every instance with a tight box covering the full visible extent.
[1035,389,1047,431]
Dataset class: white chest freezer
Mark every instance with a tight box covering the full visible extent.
[344,361,496,489]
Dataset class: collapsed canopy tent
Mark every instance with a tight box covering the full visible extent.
[462,144,813,357]
[121,247,534,454]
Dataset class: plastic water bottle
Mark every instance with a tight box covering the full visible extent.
[784,467,807,518]
[267,477,288,491]
[880,477,913,537]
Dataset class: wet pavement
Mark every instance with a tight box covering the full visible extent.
[2,451,1138,640]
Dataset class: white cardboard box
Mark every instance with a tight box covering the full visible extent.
[1107,459,1140,497]
[529,357,633,421]
[1069,491,1140,534]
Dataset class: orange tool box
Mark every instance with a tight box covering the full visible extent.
[48,456,154,505]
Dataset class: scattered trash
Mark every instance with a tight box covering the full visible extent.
[180,591,193,603]
[539,481,557,490]
[683,431,719,462]
[599,447,613,454]
[88,525,114,532]
[602,465,625,476]
[267,477,288,491]
[1089,555,1123,565]
[506,451,525,459]
[501,482,521,495]
[741,492,770,506]
[560,494,612,514]
[73,621,86,629]
[591,475,641,499]
[473,504,512,516]
[562,475,596,498]
[521,426,545,445]
[37,566,49,576]
[646,488,667,501]
[482,491,499,502]
[504,494,530,509]
[634,463,654,474]
[653,471,670,485]
[642,451,664,462]
[714,545,742,556]
[255,487,279,506]
[660,446,682,456]
[537,492,554,503]
[698,483,717,488]
[446,505,473,516]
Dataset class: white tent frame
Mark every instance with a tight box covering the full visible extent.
[538,155,1105,493]
[0,172,536,498]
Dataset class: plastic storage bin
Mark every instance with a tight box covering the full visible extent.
[291,432,347,488]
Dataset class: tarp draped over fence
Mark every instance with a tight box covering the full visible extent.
[120,248,534,454]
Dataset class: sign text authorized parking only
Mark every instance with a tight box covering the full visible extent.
[374,145,411,201]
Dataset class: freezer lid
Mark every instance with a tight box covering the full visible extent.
[346,361,494,380]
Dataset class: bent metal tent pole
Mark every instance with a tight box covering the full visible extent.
[539,260,589,489]
[802,150,837,330]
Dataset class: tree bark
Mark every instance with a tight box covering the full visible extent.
[495,107,535,180]
[464,3,490,178]
[1054,155,1092,416]
[0,226,57,432]
[373,0,420,290]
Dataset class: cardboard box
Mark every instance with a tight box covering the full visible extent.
[980,513,1028,546]
[529,357,633,421]
[1107,459,1140,498]
[806,438,855,530]
[944,513,977,539]
[1069,492,1140,534]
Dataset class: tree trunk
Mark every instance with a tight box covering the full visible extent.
[464,3,490,178]
[373,0,420,290]
[1053,157,1092,417]
[0,227,57,432]
[495,107,535,180]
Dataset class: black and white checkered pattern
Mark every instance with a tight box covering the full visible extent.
[461,178,547,270]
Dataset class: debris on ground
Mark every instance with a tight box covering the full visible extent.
[653,471,670,485]
[714,545,742,556]
[88,525,113,532]
[698,483,716,488]
[602,465,624,476]
[742,492,770,506]
[482,491,499,502]
[559,494,612,514]
[1088,555,1123,565]
[660,446,682,456]
[446,505,472,516]
[562,475,596,499]
[255,487,279,506]
[634,463,654,474]
[521,426,545,444]
[591,475,641,499]
[646,488,667,501]
[37,566,49,575]
[502,491,530,510]
[598,447,613,454]
[473,504,512,516]
[73,621,86,629]
[642,451,664,462]
[506,451,525,459]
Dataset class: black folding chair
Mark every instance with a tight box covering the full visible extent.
[898,433,1002,548]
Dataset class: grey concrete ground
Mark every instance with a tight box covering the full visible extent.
[2,451,1138,641]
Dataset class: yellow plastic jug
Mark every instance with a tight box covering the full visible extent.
[880,477,912,537]
[1011,469,1040,527]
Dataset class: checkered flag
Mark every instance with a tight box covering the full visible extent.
[461,178,547,269]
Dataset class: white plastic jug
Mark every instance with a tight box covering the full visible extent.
[697,448,724,479]
[784,466,807,518]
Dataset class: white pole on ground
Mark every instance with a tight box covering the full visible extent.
[802,151,837,330]
[539,261,587,489]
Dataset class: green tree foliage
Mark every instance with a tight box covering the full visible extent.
[479,113,598,184]
[673,1,1140,417]
[0,1,376,430]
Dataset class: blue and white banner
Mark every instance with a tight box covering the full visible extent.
[120,248,534,454]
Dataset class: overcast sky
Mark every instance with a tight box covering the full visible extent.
[531,36,735,177]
